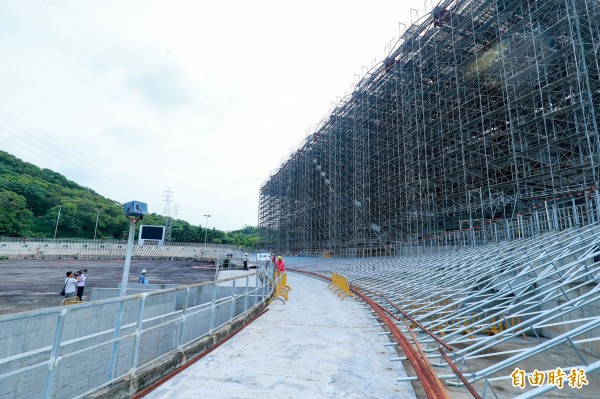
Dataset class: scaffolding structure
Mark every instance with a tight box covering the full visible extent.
[258,0,600,257]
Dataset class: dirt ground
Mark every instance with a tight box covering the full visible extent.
[0,258,216,315]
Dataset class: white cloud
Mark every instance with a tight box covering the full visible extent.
[0,0,428,230]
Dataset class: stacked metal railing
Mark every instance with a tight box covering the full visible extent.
[286,224,600,397]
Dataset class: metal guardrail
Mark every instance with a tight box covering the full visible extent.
[287,190,600,258]
[398,191,600,255]
[0,266,275,399]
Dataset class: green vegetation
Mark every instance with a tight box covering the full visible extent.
[0,150,257,248]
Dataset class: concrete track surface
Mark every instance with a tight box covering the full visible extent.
[142,272,416,399]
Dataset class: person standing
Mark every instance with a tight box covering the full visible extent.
[276,256,285,273]
[243,253,249,270]
[64,271,77,298]
[76,269,87,300]
[138,269,149,284]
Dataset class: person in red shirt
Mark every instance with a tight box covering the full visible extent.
[276,256,285,273]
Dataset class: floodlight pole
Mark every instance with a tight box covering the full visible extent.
[201,214,211,262]
[109,200,147,381]
[53,206,63,239]
[119,217,138,297]
[93,209,100,242]
[204,214,211,246]
[108,216,138,381]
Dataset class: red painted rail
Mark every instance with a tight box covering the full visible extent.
[291,268,483,399]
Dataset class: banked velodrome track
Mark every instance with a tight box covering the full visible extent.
[286,223,600,398]
[1,226,600,398]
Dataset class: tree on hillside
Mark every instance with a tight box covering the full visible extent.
[0,150,258,241]
[0,190,33,237]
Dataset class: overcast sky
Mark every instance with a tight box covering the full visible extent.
[0,0,429,231]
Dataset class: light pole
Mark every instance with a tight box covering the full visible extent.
[109,200,147,381]
[53,206,63,239]
[203,214,211,246]
[93,209,100,241]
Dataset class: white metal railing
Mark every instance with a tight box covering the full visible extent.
[284,189,600,258]
[395,190,600,256]
[0,265,276,399]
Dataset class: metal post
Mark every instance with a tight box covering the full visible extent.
[107,302,125,382]
[482,222,487,245]
[519,214,525,239]
[254,269,260,305]
[108,218,137,381]
[261,268,268,300]
[177,288,191,348]
[585,194,593,224]
[119,219,136,297]
[44,310,68,399]
[53,206,62,239]
[203,214,211,247]
[230,280,237,320]
[595,189,600,223]
[545,201,552,231]
[209,281,218,333]
[93,209,100,241]
[572,198,580,226]
[244,275,250,311]
[130,297,146,372]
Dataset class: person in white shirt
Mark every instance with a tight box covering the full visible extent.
[64,271,77,298]
[76,269,87,300]
[243,253,249,270]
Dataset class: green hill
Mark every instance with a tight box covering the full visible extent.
[0,150,256,247]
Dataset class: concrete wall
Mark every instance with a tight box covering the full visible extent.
[0,240,236,261]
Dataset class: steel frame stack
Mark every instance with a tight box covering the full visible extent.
[259,0,600,257]
[285,220,600,397]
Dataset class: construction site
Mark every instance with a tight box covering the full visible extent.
[4,1,600,398]
[258,0,600,257]
[258,0,600,397]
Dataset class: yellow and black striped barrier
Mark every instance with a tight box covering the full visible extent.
[270,271,292,304]
[328,273,354,300]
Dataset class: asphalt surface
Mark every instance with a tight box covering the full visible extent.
[0,258,215,315]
